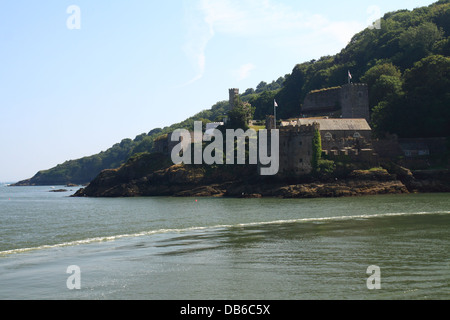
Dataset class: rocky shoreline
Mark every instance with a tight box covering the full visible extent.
[73,177,410,199]
[72,153,450,199]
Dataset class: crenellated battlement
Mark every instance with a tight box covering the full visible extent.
[342,83,368,87]
[279,123,319,135]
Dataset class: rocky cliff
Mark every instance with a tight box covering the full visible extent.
[72,152,420,199]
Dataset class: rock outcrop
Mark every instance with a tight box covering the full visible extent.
[73,152,415,199]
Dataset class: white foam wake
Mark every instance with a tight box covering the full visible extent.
[1,210,448,256]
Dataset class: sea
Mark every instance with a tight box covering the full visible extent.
[0,184,448,301]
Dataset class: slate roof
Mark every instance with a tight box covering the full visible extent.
[297,118,372,131]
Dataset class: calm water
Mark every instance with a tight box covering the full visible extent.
[0,185,448,300]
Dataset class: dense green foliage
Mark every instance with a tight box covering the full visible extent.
[221,96,255,131]
[18,1,450,185]
[248,0,449,138]
[371,54,450,137]
[312,129,337,177]
[311,129,322,171]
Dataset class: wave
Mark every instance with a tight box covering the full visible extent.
[233,210,450,227]
[1,210,448,256]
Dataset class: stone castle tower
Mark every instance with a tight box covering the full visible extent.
[340,83,370,120]
[277,123,319,176]
[302,83,370,121]
[229,88,239,109]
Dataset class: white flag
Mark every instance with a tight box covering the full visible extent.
[274,100,278,108]
[348,70,352,79]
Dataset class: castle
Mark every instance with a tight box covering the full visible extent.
[154,83,378,177]
[277,123,317,175]
[273,83,377,176]
[276,117,377,175]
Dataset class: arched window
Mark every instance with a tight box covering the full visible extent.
[325,132,333,141]
[353,132,361,139]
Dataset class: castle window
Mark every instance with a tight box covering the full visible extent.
[353,132,361,139]
[299,158,303,163]
[358,92,363,98]
[324,132,333,141]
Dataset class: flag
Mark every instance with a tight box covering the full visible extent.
[274,100,278,108]
[348,70,352,80]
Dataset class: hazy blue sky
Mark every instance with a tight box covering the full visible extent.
[0,0,436,182]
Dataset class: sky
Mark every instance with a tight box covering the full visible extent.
[0,0,437,182]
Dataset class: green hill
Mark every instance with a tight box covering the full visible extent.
[13,0,450,186]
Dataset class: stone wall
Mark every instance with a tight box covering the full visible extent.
[302,83,370,121]
[340,84,370,120]
[278,124,318,176]
[303,87,341,113]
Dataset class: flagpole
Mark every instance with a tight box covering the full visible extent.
[274,100,277,129]
[274,104,276,129]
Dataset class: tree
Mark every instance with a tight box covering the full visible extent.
[361,63,402,88]
[132,136,154,154]
[361,63,403,108]
[402,54,450,137]
[371,55,450,138]
[399,22,444,67]
[133,133,148,142]
[243,88,255,95]
[403,54,450,99]
[224,96,255,130]
[148,128,162,136]
[256,81,268,93]
[250,90,278,120]
[371,75,404,106]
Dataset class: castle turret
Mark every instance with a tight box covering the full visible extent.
[340,83,370,121]
[229,88,239,109]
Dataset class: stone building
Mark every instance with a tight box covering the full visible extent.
[278,123,318,175]
[276,118,378,176]
[302,83,370,121]
[340,84,370,120]
[297,118,372,151]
